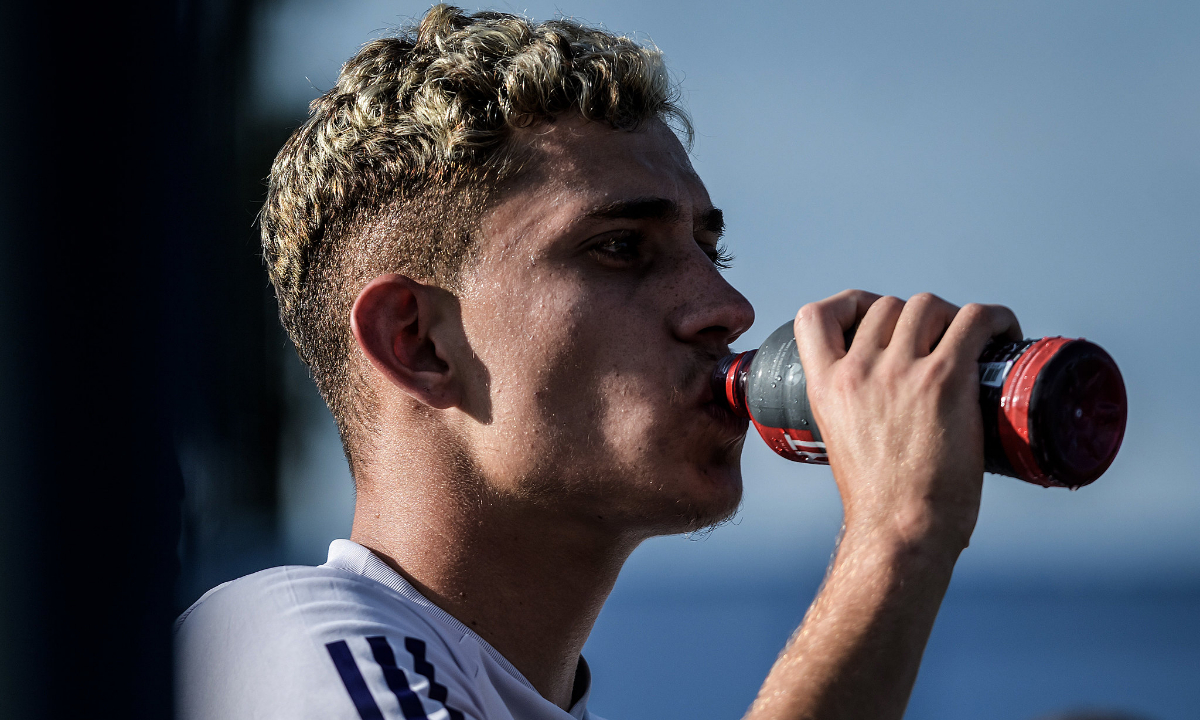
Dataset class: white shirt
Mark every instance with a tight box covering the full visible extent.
[175,539,602,720]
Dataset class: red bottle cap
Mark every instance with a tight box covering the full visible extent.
[999,338,1127,488]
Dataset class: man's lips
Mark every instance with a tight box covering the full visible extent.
[697,355,749,436]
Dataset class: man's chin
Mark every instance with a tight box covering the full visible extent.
[646,465,744,536]
[675,497,742,535]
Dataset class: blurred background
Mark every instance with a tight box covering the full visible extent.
[2,1,1196,718]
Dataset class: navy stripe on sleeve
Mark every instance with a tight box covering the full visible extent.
[404,637,466,720]
[366,636,429,720]
[326,640,385,720]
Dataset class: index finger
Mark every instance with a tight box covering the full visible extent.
[794,289,882,371]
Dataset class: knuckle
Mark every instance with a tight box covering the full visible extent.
[840,353,869,375]
[796,302,821,325]
[848,288,881,307]
[921,355,960,391]
[831,356,870,388]
[959,302,990,324]
[927,351,958,375]
[909,291,942,308]
[877,356,906,384]
[878,295,905,313]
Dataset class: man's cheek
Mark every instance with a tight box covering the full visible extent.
[592,390,659,459]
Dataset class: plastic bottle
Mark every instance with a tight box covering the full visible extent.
[713,322,1128,488]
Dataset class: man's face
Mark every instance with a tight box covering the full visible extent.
[454,117,755,538]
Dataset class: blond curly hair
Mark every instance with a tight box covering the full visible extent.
[260,4,689,466]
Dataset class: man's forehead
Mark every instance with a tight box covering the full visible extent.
[514,115,694,172]
[509,117,705,200]
[479,118,714,252]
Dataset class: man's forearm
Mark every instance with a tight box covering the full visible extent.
[744,527,961,720]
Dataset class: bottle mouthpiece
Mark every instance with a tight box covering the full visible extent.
[712,351,756,419]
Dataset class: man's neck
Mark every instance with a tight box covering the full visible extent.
[351,482,637,710]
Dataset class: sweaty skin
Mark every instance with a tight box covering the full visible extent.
[349,116,1019,718]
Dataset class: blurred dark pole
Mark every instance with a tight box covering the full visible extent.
[0,0,271,716]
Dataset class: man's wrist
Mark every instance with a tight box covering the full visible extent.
[836,510,969,578]
[839,473,981,557]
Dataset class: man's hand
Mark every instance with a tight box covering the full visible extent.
[798,290,1022,555]
[745,290,1021,720]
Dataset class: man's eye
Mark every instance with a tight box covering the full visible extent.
[590,231,644,264]
[705,241,735,270]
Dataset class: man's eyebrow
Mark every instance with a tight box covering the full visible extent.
[583,197,725,236]
[699,208,725,237]
[585,197,682,222]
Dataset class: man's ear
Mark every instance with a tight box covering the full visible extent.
[350,274,461,410]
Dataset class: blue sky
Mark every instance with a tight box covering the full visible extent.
[257,0,1200,588]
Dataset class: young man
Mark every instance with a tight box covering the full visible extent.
[175,6,1020,719]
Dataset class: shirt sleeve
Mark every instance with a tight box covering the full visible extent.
[175,567,490,720]
[322,633,480,720]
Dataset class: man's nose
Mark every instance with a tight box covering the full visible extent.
[672,258,755,348]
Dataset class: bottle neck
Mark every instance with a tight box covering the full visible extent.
[712,350,756,419]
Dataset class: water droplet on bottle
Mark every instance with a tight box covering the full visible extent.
[770,383,776,388]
